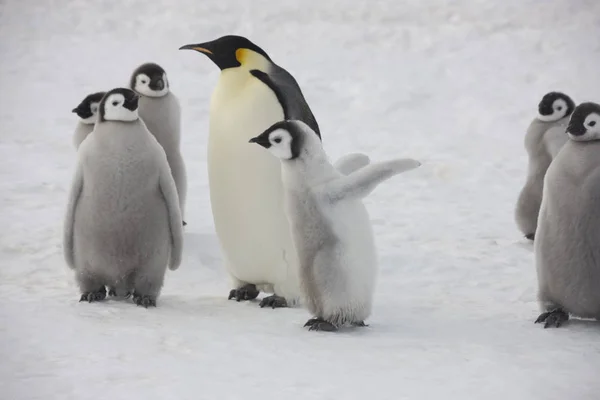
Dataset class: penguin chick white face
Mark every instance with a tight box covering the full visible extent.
[98,88,140,123]
[72,91,106,124]
[566,102,600,142]
[179,35,272,71]
[249,120,314,161]
[130,63,169,97]
[537,91,575,122]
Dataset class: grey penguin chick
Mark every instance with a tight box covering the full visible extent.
[249,120,421,331]
[515,91,575,240]
[130,62,188,226]
[71,91,106,149]
[63,88,184,307]
[534,102,600,328]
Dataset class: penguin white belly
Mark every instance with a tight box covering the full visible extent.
[208,76,297,289]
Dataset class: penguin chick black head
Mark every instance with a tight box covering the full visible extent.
[72,91,106,124]
[249,120,313,161]
[566,102,600,142]
[179,35,271,71]
[537,91,575,122]
[130,62,169,97]
[98,88,140,123]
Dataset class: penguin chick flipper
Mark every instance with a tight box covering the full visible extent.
[535,309,569,328]
[259,295,288,308]
[228,284,260,302]
[79,287,107,303]
[333,153,371,176]
[324,158,421,203]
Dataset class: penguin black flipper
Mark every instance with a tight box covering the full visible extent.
[250,68,321,140]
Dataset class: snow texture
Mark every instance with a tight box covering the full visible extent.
[1,0,600,399]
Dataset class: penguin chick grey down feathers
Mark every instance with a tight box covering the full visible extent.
[63,88,184,307]
[71,91,106,149]
[515,91,575,240]
[179,35,322,308]
[250,120,421,331]
[534,102,600,328]
[130,62,188,226]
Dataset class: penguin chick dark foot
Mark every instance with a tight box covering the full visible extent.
[182,220,187,226]
[304,318,338,332]
[259,295,288,308]
[228,284,259,302]
[79,287,107,303]
[525,233,535,241]
[535,308,569,328]
[108,287,117,297]
[133,294,156,308]
[352,321,369,327]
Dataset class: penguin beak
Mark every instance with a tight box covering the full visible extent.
[249,134,271,149]
[71,107,79,113]
[179,43,214,55]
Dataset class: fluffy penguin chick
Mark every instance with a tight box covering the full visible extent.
[130,62,187,226]
[250,120,421,331]
[71,91,106,149]
[515,91,575,240]
[534,102,600,328]
[63,88,184,307]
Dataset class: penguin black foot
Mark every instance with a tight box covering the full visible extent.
[133,293,157,308]
[259,295,288,308]
[79,287,107,303]
[228,284,259,302]
[352,321,369,327]
[525,233,535,241]
[304,318,338,332]
[535,308,569,328]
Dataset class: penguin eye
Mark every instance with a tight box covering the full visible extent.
[112,101,119,106]
[589,121,597,127]
[556,106,563,111]
[273,137,282,144]
[141,80,147,84]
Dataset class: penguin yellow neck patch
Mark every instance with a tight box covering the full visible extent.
[235,48,247,65]
[235,48,270,71]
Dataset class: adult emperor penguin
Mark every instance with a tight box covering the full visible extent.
[515,91,575,240]
[130,62,188,226]
[71,91,106,149]
[250,120,421,331]
[63,88,184,307]
[179,35,323,308]
[534,102,600,328]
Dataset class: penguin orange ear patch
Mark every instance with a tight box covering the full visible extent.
[235,48,247,65]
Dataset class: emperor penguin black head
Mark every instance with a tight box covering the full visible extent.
[566,102,600,142]
[179,35,272,70]
[249,120,310,160]
[130,62,169,97]
[98,88,140,123]
[72,91,106,124]
[537,91,575,122]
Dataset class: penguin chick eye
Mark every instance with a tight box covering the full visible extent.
[141,80,148,84]
[112,101,119,106]
[273,137,282,144]
[589,121,597,127]
[556,106,563,111]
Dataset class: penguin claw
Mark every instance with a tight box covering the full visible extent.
[79,288,107,303]
[352,321,369,327]
[525,233,535,241]
[108,288,117,297]
[304,318,338,332]
[259,295,288,308]
[228,284,259,302]
[133,294,156,308]
[535,309,569,328]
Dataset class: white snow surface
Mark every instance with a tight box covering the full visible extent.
[1,0,600,399]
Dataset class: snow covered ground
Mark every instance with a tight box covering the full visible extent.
[1,0,599,398]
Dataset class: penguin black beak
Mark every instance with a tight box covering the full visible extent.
[71,108,79,113]
[249,135,271,149]
[567,122,586,137]
[179,43,214,55]
[151,78,165,91]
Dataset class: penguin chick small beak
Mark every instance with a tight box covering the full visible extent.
[249,135,272,149]
[71,108,78,113]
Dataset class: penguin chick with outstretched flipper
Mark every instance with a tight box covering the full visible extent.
[534,102,600,328]
[130,62,188,226]
[63,88,184,307]
[250,120,421,331]
[515,91,575,241]
[71,91,106,149]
